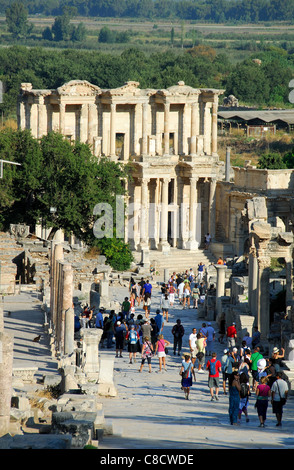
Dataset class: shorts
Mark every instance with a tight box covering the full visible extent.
[191,347,197,358]
[208,376,219,388]
[141,356,151,365]
[128,343,138,353]
[158,351,166,358]
[252,370,259,381]
[272,400,284,415]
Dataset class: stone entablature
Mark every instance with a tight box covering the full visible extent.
[234,167,294,192]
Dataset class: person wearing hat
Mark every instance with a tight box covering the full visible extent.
[226,322,237,349]
[221,349,234,395]
[271,347,285,373]
[180,353,196,400]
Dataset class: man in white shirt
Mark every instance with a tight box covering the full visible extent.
[271,371,289,427]
[189,328,198,364]
[178,281,185,305]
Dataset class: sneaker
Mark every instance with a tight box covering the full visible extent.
[215,396,219,401]
[211,396,214,401]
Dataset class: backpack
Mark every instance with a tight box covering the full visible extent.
[240,383,249,399]
[129,330,137,345]
[209,359,217,375]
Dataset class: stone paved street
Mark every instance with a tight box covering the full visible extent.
[97,281,294,449]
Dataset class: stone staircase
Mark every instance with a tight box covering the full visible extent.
[136,247,217,273]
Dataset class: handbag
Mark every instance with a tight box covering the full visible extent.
[276,381,287,406]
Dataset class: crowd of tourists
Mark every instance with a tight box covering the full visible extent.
[74,267,290,429]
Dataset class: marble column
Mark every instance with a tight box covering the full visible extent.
[208,178,217,240]
[88,103,97,145]
[80,104,88,143]
[257,256,271,341]
[211,100,218,155]
[59,103,65,135]
[37,96,47,139]
[159,177,170,253]
[203,102,211,154]
[110,102,116,158]
[163,102,170,156]
[248,246,258,317]
[186,176,199,250]
[190,102,199,156]
[62,263,74,356]
[215,264,227,317]
[140,177,150,248]
[142,102,148,156]
[0,331,14,437]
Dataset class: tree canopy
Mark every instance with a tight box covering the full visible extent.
[0,129,133,269]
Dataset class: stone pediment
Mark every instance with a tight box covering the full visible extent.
[57,80,101,96]
[104,81,142,97]
[166,81,201,97]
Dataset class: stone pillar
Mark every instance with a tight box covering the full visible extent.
[37,96,47,139]
[81,329,103,381]
[59,103,65,135]
[51,244,64,332]
[142,102,148,156]
[0,331,14,436]
[248,246,258,317]
[211,100,218,155]
[62,263,74,356]
[190,102,199,156]
[186,176,199,250]
[163,102,170,156]
[215,264,227,317]
[88,103,97,145]
[203,102,211,154]
[110,102,116,158]
[140,178,150,248]
[80,104,88,143]
[257,256,271,341]
[225,147,231,182]
[208,177,217,240]
[159,177,170,253]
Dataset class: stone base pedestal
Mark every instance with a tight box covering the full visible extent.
[183,240,199,251]
[158,241,170,254]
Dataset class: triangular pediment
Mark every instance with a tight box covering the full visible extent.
[104,81,142,97]
[57,80,101,96]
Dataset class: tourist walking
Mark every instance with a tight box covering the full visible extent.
[115,321,127,358]
[196,333,206,373]
[143,293,151,319]
[250,346,264,391]
[155,309,164,334]
[197,262,205,282]
[155,334,170,372]
[226,322,237,348]
[221,349,234,395]
[255,376,271,427]
[125,325,140,364]
[271,371,289,427]
[206,352,222,401]
[182,282,191,309]
[189,328,198,365]
[161,293,170,322]
[228,371,241,425]
[172,319,185,356]
[139,336,154,373]
[168,282,176,308]
[238,372,250,423]
[180,353,196,400]
[205,322,215,356]
[191,284,200,309]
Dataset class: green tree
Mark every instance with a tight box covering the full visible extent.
[282,148,294,169]
[51,14,72,41]
[257,152,287,169]
[5,1,30,38]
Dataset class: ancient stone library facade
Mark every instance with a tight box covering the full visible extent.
[17,80,223,253]
[14,79,294,366]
